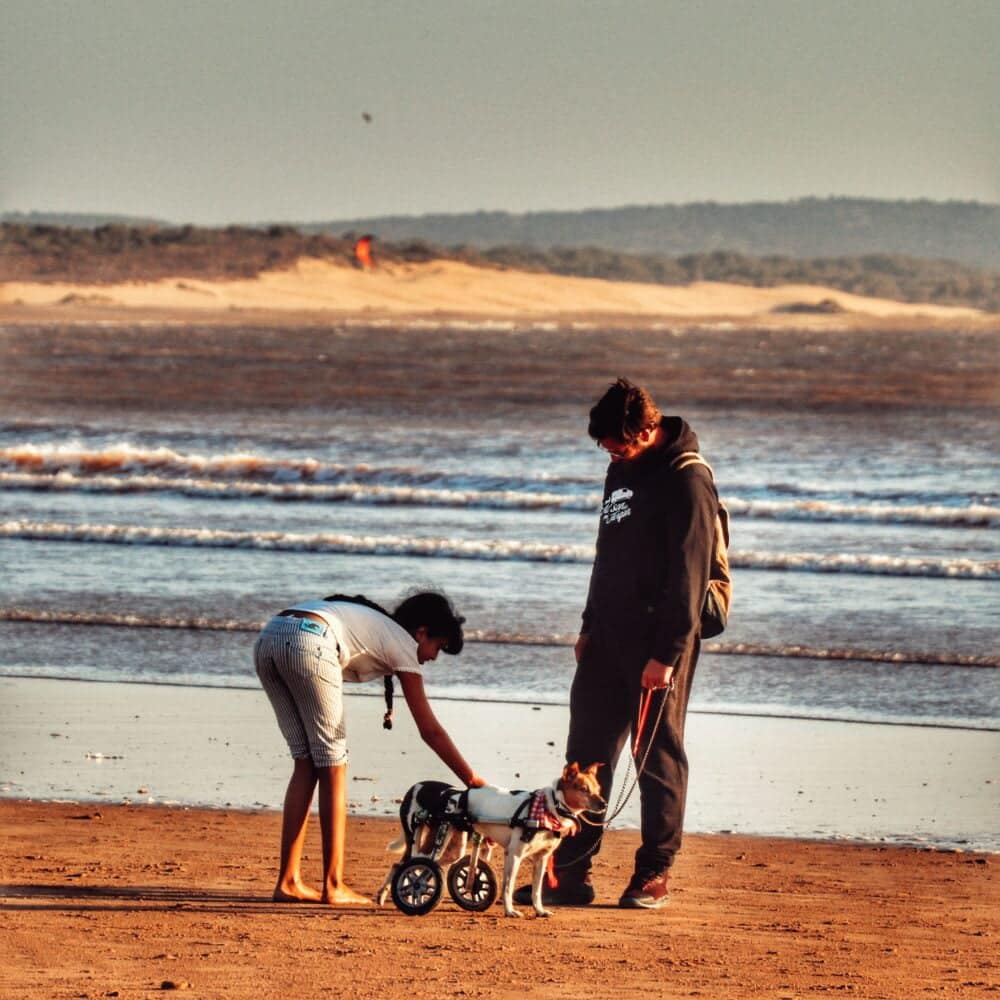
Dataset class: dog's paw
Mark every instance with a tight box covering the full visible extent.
[503,908,523,918]
[535,908,553,918]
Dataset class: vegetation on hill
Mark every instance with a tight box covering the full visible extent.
[469,245,1000,313]
[7,198,999,270]
[308,197,1000,270]
[2,222,998,312]
[0,224,357,283]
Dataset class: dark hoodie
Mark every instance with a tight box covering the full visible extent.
[581,416,718,666]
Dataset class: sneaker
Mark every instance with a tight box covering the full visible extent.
[512,872,594,907]
[618,867,670,909]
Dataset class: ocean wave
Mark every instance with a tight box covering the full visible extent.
[1,468,996,528]
[732,548,999,579]
[3,443,994,511]
[2,519,996,578]
[766,479,999,507]
[0,471,600,511]
[0,443,590,493]
[724,498,997,528]
[2,609,998,668]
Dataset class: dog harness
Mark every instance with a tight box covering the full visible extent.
[409,782,579,847]
[510,789,579,840]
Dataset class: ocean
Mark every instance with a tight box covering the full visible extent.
[1,319,998,734]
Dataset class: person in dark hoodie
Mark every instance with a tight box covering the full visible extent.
[516,377,719,910]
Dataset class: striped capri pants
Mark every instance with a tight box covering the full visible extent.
[254,615,348,767]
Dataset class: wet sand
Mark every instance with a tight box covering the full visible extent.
[2,678,997,851]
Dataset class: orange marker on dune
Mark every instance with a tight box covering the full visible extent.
[353,235,375,269]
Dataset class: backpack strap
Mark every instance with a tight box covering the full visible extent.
[670,451,715,480]
[672,451,728,545]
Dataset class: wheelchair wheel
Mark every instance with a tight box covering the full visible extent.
[391,859,444,916]
[447,857,498,912]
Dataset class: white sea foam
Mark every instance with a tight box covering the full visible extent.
[724,497,998,528]
[0,443,587,490]
[1,465,995,527]
[0,470,599,510]
[2,519,997,578]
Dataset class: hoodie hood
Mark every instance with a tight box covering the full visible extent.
[648,415,700,467]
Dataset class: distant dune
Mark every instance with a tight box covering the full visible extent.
[0,257,992,329]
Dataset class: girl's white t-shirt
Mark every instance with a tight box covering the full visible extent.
[284,600,422,683]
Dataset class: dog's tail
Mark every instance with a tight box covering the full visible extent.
[385,834,406,855]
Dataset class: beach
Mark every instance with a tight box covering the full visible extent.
[2,677,998,999]
[2,255,998,997]
[4,641,997,1000]
[3,0,998,990]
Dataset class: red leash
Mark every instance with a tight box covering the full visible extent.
[632,688,654,757]
[546,855,559,889]
[632,679,674,758]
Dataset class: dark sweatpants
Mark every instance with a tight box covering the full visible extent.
[554,621,699,877]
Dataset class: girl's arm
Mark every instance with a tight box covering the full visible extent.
[395,671,485,787]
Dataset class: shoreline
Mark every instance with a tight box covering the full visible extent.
[4,302,998,335]
[2,676,996,854]
[3,668,997,734]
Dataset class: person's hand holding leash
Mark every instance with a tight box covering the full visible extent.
[641,657,675,691]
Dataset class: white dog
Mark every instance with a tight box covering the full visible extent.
[378,763,605,917]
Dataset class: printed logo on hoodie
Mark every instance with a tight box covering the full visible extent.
[601,486,634,525]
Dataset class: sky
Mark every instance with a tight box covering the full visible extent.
[2,0,998,225]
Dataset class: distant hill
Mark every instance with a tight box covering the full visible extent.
[2,211,166,229]
[302,198,1000,270]
[6,198,998,269]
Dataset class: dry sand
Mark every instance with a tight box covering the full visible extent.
[2,800,997,999]
[2,257,995,329]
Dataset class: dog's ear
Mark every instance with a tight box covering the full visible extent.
[563,762,581,779]
[584,763,603,777]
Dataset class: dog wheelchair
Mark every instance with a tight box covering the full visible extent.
[388,782,499,916]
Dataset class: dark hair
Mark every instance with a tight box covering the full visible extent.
[392,591,465,655]
[587,377,661,444]
[322,590,464,654]
[323,592,391,616]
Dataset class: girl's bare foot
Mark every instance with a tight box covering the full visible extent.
[322,884,371,906]
[273,880,323,903]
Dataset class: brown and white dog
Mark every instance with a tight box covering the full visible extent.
[377,762,605,917]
